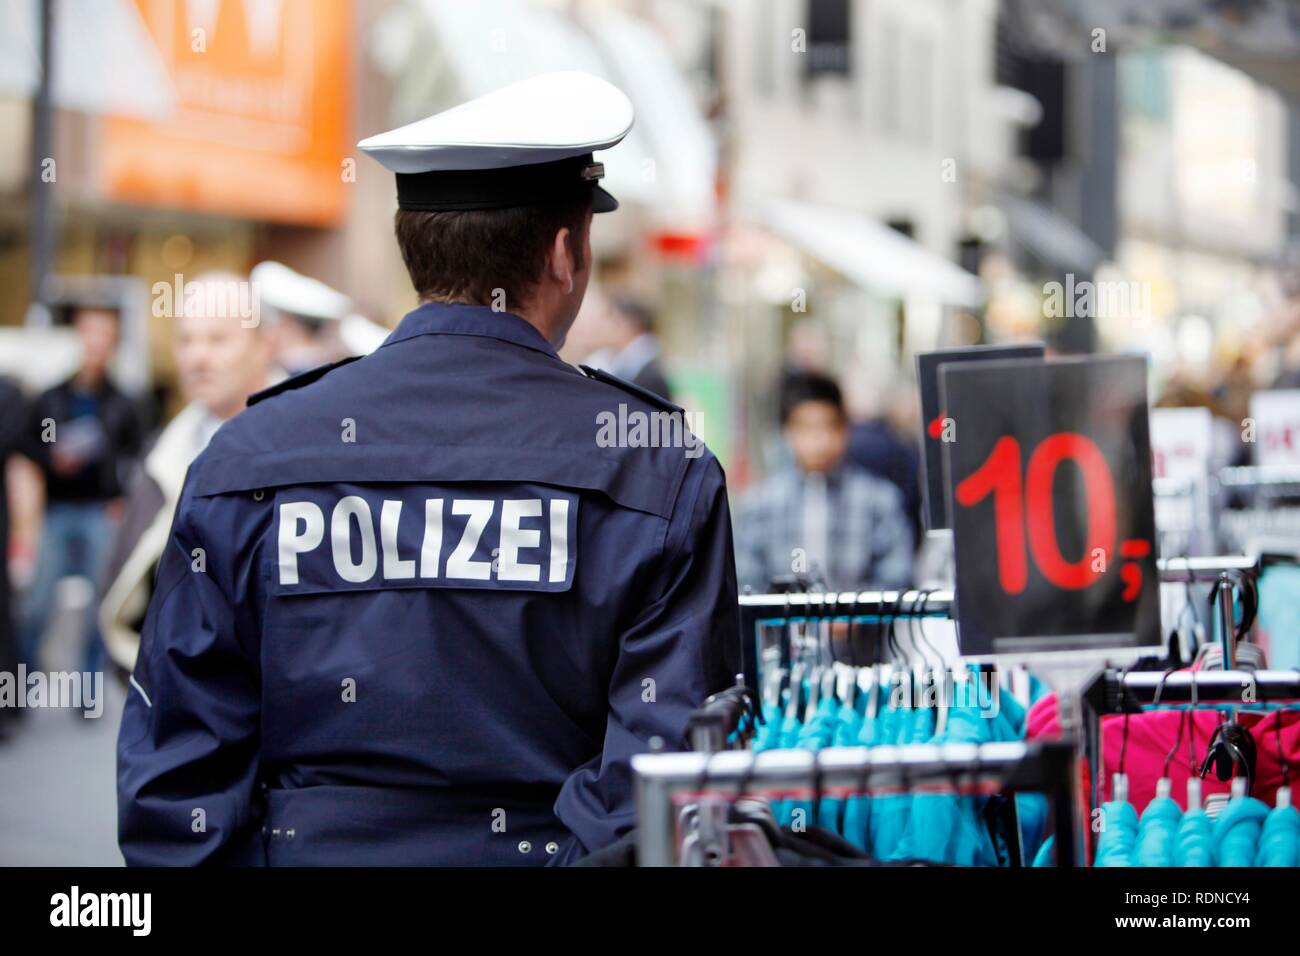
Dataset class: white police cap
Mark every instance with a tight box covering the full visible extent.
[251,261,353,325]
[358,71,633,213]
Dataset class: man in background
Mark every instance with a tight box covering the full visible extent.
[0,377,26,741]
[580,290,673,401]
[734,371,914,592]
[19,305,142,675]
[99,272,277,678]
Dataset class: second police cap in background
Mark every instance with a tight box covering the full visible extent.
[358,71,634,213]
[250,260,389,358]
[251,260,353,326]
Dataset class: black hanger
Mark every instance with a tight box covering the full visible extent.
[846,596,863,668]
[1154,668,1184,782]
[1200,716,1257,794]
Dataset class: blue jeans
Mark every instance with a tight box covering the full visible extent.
[19,501,114,675]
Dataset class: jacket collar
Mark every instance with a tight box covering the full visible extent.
[381,302,560,359]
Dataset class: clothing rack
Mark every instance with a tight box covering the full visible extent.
[1084,667,1300,713]
[1218,465,1300,493]
[631,740,1078,867]
[1157,556,1259,669]
[1080,667,1300,825]
[738,589,955,687]
[684,678,759,753]
[1153,476,1218,556]
[1156,555,1258,580]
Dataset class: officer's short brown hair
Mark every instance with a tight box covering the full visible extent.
[394,196,590,311]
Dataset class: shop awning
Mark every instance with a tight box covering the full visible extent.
[0,0,174,118]
[753,198,986,308]
[584,10,716,231]
[379,0,715,230]
[1003,197,1105,275]
[1024,0,1300,100]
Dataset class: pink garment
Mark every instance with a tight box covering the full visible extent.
[1028,694,1300,812]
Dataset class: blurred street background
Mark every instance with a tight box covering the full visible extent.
[1,0,1299,865]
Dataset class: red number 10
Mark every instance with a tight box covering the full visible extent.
[955,433,1117,595]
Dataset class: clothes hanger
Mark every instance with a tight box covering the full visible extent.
[904,589,946,735]
[799,589,822,727]
[757,595,791,743]
[911,589,945,672]
[1200,709,1256,797]
[886,590,913,711]
[803,658,823,727]
[836,604,860,709]
[872,592,894,714]
[1186,670,1203,811]
[1273,710,1292,809]
[903,590,930,715]
[814,591,838,706]
[845,593,864,668]
[764,592,793,720]
[679,749,725,865]
[1174,552,1205,661]
[1199,581,1260,790]
[1114,711,1132,805]
[1111,663,1142,805]
[826,589,840,662]
[724,752,781,866]
[912,590,949,723]
[783,660,807,737]
[1153,668,1180,805]
[881,589,902,669]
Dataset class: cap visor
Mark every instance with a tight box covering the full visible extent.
[591,185,619,213]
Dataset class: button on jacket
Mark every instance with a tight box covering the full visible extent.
[117,303,740,865]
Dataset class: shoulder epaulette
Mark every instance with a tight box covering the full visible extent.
[247,355,363,407]
[580,364,683,414]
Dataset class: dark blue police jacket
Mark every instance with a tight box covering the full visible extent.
[117,303,740,865]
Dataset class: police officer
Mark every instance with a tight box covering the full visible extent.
[117,72,741,865]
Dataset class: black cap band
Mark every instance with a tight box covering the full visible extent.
[395,153,614,212]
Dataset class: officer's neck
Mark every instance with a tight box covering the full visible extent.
[422,291,573,351]
[511,290,575,351]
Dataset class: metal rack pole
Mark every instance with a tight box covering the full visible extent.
[632,741,1076,867]
[1086,669,1300,708]
[737,589,956,687]
[1156,555,1258,581]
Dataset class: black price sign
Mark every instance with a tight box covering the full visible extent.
[915,343,1045,532]
[939,355,1159,656]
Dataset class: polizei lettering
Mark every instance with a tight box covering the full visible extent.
[274,485,578,594]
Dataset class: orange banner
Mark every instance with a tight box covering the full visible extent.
[103,0,350,226]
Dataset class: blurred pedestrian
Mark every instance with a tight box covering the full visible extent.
[0,376,27,741]
[848,381,923,544]
[734,371,914,592]
[583,294,673,401]
[98,273,277,678]
[18,305,142,675]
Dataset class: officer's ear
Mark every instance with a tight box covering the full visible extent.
[547,226,577,295]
